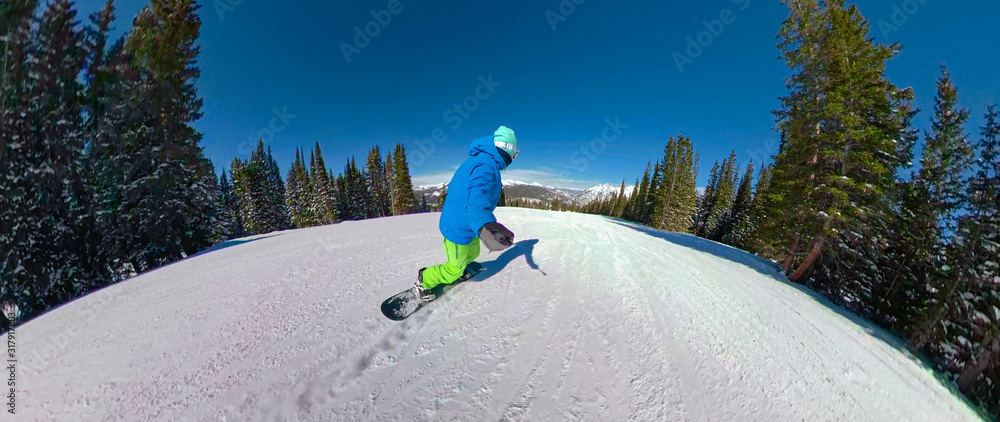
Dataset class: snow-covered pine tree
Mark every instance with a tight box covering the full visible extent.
[336,158,363,220]
[674,136,699,233]
[1,0,94,318]
[264,146,289,230]
[694,161,721,238]
[765,0,912,287]
[385,151,396,214]
[741,164,773,255]
[706,151,738,241]
[365,146,391,218]
[656,136,698,232]
[231,141,285,234]
[286,148,307,227]
[392,144,415,215]
[912,67,976,348]
[218,169,243,239]
[720,160,756,248]
[643,163,663,226]
[863,87,921,330]
[944,105,1000,405]
[90,0,220,272]
[310,143,337,224]
[651,137,677,229]
[233,145,264,234]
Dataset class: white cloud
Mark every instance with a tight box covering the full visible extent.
[411,167,602,190]
[411,172,454,188]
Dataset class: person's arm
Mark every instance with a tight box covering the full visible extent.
[465,163,498,233]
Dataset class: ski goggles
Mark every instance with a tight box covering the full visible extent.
[495,141,518,160]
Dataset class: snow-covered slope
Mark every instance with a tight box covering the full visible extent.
[11,209,980,421]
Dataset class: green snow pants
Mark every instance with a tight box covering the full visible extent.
[420,237,481,289]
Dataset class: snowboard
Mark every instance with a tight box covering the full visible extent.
[381,262,485,321]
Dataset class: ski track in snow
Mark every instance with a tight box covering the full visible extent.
[6,209,982,421]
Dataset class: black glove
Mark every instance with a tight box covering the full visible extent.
[479,222,514,252]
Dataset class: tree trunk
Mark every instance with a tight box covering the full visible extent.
[782,232,801,274]
[790,234,824,281]
[789,218,831,282]
[913,272,964,349]
[957,333,1000,394]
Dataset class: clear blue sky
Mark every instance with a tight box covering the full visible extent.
[75,0,999,189]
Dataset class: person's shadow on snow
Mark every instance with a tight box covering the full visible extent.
[471,239,545,281]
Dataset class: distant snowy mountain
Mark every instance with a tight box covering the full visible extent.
[502,180,544,188]
[575,183,635,205]
[414,181,633,206]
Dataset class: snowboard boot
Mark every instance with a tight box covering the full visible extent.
[414,268,435,303]
[459,262,484,281]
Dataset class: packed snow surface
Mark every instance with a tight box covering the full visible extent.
[9,209,981,421]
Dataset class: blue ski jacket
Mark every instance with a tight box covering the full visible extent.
[439,136,507,245]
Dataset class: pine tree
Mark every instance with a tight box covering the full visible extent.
[498,187,507,207]
[674,136,699,233]
[439,186,448,211]
[652,137,677,228]
[286,148,309,227]
[721,161,756,248]
[218,169,243,239]
[231,141,286,234]
[310,143,337,224]
[623,178,639,221]
[365,146,391,218]
[950,105,1000,406]
[337,157,369,221]
[920,67,975,236]
[628,164,652,223]
[644,163,663,226]
[613,179,627,218]
[708,151,739,241]
[1,0,95,316]
[384,151,396,214]
[741,164,773,255]
[765,0,913,286]
[87,0,221,272]
[694,161,722,237]
[265,146,289,230]
[912,68,976,348]
[392,144,415,215]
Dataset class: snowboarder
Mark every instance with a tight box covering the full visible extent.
[414,126,519,301]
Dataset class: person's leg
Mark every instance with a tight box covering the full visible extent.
[421,238,477,289]
[465,237,481,267]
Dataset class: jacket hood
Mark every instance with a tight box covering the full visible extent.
[468,136,508,170]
